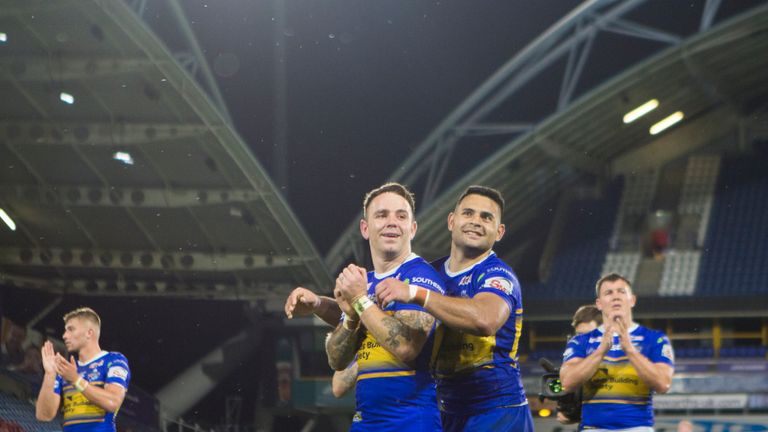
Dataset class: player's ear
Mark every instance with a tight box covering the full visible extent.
[447,212,455,231]
[360,218,369,240]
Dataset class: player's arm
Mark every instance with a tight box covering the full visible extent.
[615,320,674,393]
[626,354,674,394]
[285,287,342,326]
[332,362,358,398]
[376,278,509,336]
[54,354,127,413]
[325,321,363,371]
[356,305,435,364]
[79,383,128,413]
[559,330,612,392]
[35,341,60,421]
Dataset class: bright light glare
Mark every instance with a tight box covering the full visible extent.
[113,151,134,165]
[623,99,659,124]
[0,208,16,231]
[59,92,75,104]
[649,111,684,135]
[539,408,552,417]
[0,33,7,43]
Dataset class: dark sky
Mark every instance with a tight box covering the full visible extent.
[179,0,580,253]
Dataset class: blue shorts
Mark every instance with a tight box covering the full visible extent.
[441,405,533,432]
[350,408,441,432]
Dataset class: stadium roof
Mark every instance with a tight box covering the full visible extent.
[0,0,332,307]
[326,0,768,270]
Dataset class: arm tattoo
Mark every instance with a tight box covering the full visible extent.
[379,310,435,356]
[340,367,357,388]
[326,325,362,370]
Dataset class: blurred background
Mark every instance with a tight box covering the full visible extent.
[1,0,767,431]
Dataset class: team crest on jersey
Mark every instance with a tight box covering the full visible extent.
[661,343,674,362]
[108,366,129,380]
[352,411,363,422]
[483,276,513,295]
[459,275,472,286]
[89,360,104,369]
[88,370,100,381]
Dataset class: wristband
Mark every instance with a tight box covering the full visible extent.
[75,377,89,392]
[352,295,375,315]
[342,316,359,331]
[411,286,430,308]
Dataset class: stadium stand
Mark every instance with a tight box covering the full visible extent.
[0,391,61,432]
[698,154,768,296]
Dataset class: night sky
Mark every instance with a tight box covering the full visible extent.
[180,0,579,253]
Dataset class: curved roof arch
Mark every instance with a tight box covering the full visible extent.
[326,0,768,270]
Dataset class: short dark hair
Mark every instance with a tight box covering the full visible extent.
[362,182,416,219]
[456,185,505,214]
[594,273,632,297]
[571,305,603,328]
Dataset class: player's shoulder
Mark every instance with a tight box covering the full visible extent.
[637,325,669,343]
[106,351,130,365]
[403,255,442,276]
[476,254,519,287]
[571,328,601,345]
[402,255,445,290]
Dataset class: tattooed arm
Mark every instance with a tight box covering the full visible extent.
[332,362,358,398]
[325,322,364,371]
[357,307,435,364]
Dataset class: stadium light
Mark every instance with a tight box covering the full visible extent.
[0,33,7,43]
[649,111,684,135]
[538,408,552,417]
[0,208,16,231]
[59,92,75,104]
[623,99,659,124]
[113,151,134,165]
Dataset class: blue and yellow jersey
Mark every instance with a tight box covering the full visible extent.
[563,324,675,429]
[351,253,444,432]
[430,252,527,415]
[54,351,130,432]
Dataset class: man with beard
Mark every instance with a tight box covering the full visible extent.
[376,186,533,432]
[310,183,445,431]
[36,307,130,432]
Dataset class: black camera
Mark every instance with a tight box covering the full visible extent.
[538,358,581,424]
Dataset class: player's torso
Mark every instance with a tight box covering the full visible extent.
[353,255,441,428]
[431,255,523,376]
[60,352,125,432]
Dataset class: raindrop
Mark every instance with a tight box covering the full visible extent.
[328,33,335,39]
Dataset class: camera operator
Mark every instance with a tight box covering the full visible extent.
[560,273,675,431]
[556,305,602,425]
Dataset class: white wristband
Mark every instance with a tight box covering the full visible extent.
[408,285,418,301]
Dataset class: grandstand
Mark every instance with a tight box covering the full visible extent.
[1,0,768,431]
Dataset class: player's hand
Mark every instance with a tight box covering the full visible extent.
[40,341,57,375]
[333,286,358,320]
[375,278,411,306]
[597,322,613,355]
[613,315,636,354]
[284,287,321,319]
[54,354,79,383]
[337,264,368,303]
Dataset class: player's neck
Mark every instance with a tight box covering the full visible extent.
[372,248,411,274]
[77,344,102,363]
[448,247,492,273]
